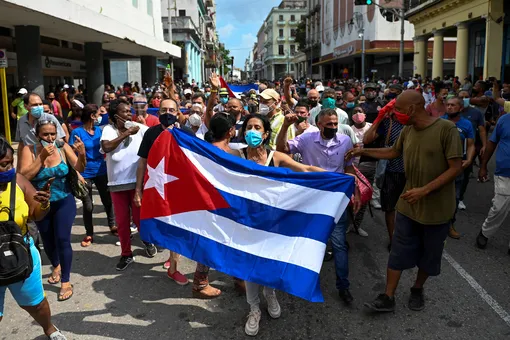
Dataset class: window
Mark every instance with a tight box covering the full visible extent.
[147,0,153,16]
[290,45,295,55]
[279,29,284,37]
[290,64,294,71]
[179,9,186,16]
[40,36,60,46]
[61,40,70,48]
[132,0,138,7]
[291,15,295,21]
[279,15,284,21]
[290,29,296,37]
[163,28,169,34]
[278,45,284,55]
[72,43,83,51]
[301,15,306,21]
[474,30,485,68]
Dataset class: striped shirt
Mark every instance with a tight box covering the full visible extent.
[377,118,405,173]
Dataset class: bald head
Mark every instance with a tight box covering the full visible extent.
[396,90,425,110]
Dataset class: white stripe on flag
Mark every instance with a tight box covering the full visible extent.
[181,147,350,221]
[156,210,326,273]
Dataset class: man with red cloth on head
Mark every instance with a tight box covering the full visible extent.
[360,99,408,251]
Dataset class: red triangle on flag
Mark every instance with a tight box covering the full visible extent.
[140,130,230,220]
[219,76,236,98]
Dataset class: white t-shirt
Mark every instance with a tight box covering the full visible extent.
[195,123,209,140]
[309,105,349,126]
[100,123,148,187]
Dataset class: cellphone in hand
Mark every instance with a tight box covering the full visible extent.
[297,116,307,123]
[43,177,55,191]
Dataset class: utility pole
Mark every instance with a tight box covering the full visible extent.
[231,56,234,82]
[399,8,405,78]
[167,0,176,79]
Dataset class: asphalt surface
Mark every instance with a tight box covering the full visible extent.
[2,160,510,340]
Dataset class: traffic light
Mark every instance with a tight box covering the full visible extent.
[354,0,373,5]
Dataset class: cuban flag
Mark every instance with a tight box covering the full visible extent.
[140,128,354,302]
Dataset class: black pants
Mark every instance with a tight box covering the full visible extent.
[459,163,473,202]
[82,174,116,236]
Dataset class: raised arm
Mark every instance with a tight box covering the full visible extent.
[19,144,47,180]
[283,77,294,108]
[276,113,297,154]
[205,72,220,129]
[64,138,86,173]
[273,151,324,172]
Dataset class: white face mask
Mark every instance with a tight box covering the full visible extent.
[259,103,270,116]
[124,120,135,129]
[188,113,202,127]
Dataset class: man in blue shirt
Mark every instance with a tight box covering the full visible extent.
[476,112,510,254]
[442,97,475,239]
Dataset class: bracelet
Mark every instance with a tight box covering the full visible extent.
[40,202,50,210]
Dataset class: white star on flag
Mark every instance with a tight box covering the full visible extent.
[144,157,178,200]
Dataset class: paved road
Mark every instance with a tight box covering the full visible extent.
[2,161,510,340]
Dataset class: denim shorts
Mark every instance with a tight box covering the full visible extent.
[0,237,45,316]
[388,213,449,276]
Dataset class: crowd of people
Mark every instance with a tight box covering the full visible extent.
[1,71,510,338]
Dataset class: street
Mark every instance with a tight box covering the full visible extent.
[2,161,510,340]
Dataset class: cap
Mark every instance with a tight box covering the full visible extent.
[184,89,192,95]
[219,88,229,95]
[63,84,69,89]
[250,93,258,100]
[315,85,325,92]
[259,89,280,101]
[17,88,28,95]
[389,84,404,91]
[365,83,377,90]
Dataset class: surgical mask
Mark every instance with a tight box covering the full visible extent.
[205,92,210,98]
[386,93,398,100]
[322,97,336,109]
[188,113,201,127]
[245,130,263,148]
[40,139,55,148]
[463,98,470,108]
[94,115,102,126]
[322,127,337,139]
[243,105,248,111]
[31,105,43,119]
[220,97,228,105]
[346,102,355,109]
[124,120,135,129]
[159,113,177,127]
[0,168,16,183]
[259,103,271,116]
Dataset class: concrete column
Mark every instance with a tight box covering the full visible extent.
[185,42,191,80]
[454,23,469,80]
[103,59,111,86]
[84,42,104,106]
[14,26,44,97]
[483,1,504,78]
[432,30,444,79]
[413,36,428,78]
[141,56,157,87]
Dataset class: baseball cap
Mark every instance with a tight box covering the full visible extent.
[219,88,229,95]
[315,85,325,93]
[184,89,192,95]
[365,83,377,90]
[259,89,280,101]
[17,88,28,95]
[63,84,69,89]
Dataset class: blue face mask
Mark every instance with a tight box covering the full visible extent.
[31,105,43,119]
[205,92,210,98]
[245,130,263,148]
[463,98,470,108]
[322,97,336,109]
[346,102,356,109]
[0,168,16,183]
[94,115,103,126]
[220,97,228,105]
[243,105,248,111]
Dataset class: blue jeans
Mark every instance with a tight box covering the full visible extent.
[330,211,349,290]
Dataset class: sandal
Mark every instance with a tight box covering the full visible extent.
[48,272,61,285]
[81,236,93,247]
[110,226,118,236]
[58,285,74,302]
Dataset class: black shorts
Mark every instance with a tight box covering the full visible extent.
[388,213,449,276]
[381,171,406,212]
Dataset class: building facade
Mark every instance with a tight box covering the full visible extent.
[407,0,510,81]
[0,0,180,105]
[161,0,218,85]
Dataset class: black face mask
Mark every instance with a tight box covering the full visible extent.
[447,112,461,118]
[309,100,318,107]
[322,127,337,139]
[159,113,178,127]
[386,93,398,100]
[503,93,510,100]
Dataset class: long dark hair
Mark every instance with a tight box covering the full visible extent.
[205,112,236,143]
[240,114,272,145]
[82,104,99,124]
[0,136,14,160]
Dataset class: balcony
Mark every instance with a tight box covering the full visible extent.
[288,36,295,42]
[277,37,286,42]
[264,39,272,47]
[277,20,286,26]
[264,23,271,34]
[288,20,298,26]
[406,0,442,17]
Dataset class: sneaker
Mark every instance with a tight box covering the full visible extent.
[408,288,425,311]
[116,255,134,271]
[357,228,368,237]
[338,289,354,305]
[48,326,67,340]
[458,201,466,210]
[364,293,396,312]
[476,230,488,249]
[167,270,189,285]
[244,307,261,336]
[130,223,138,233]
[143,241,157,258]
[371,200,382,209]
[263,289,281,319]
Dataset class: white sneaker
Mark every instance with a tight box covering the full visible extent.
[245,307,261,336]
[371,200,381,209]
[263,289,281,319]
[75,198,83,208]
[458,201,466,210]
[130,223,138,233]
[357,228,369,237]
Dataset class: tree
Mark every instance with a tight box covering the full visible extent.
[217,44,232,77]
[295,21,307,52]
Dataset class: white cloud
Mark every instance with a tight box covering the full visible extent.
[218,24,235,39]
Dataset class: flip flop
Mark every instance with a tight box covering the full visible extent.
[48,272,61,285]
[58,285,74,302]
[81,236,93,247]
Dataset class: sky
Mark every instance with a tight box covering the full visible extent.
[215,0,281,69]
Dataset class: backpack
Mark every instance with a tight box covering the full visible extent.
[0,177,33,286]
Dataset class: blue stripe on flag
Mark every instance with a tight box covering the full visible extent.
[170,129,355,196]
[213,189,336,243]
[140,218,324,302]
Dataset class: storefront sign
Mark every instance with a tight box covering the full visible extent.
[5,52,85,72]
[333,45,354,58]
[0,49,7,68]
